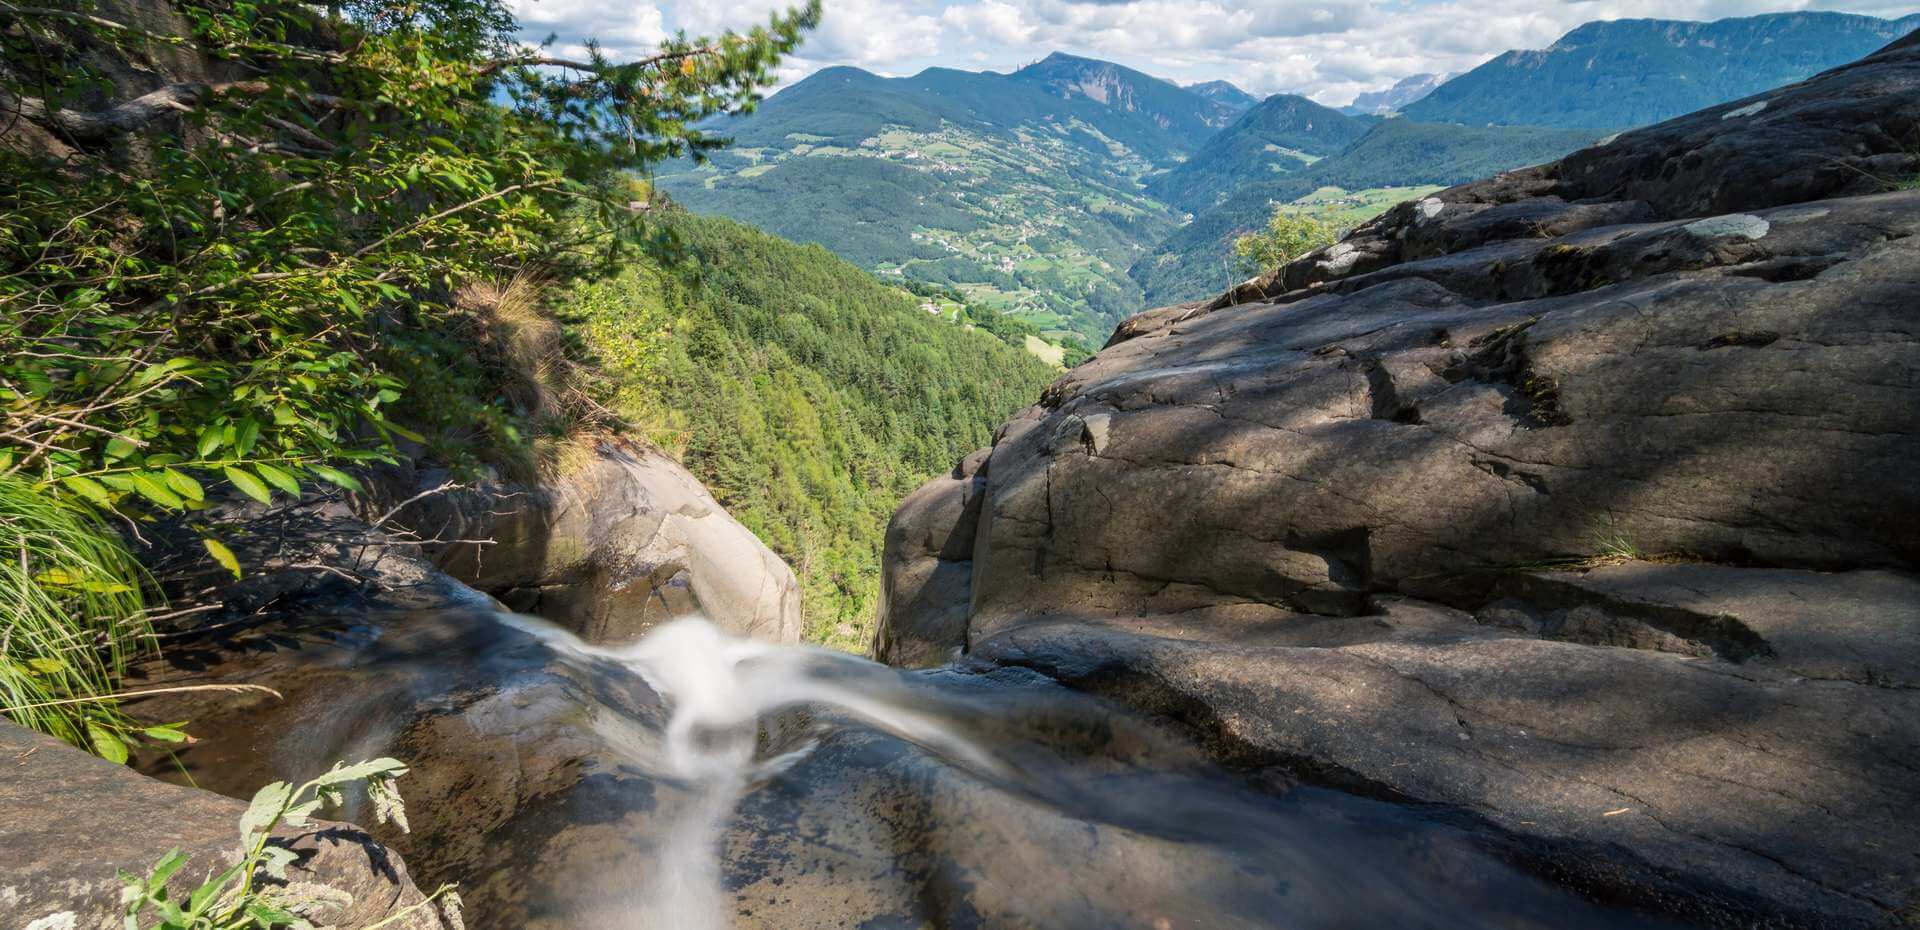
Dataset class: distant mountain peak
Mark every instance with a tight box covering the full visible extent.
[1342,73,1452,116]
[1009,51,1242,128]
[1186,80,1260,113]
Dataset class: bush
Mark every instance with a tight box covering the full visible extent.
[1231,209,1341,277]
[119,757,459,929]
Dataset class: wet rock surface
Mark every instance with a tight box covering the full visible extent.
[125,593,1685,930]
[879,35,1920,928]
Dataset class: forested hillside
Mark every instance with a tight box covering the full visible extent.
[568,213,1057,649]
[1405,11,1920,128]
[1131,120,1602,305]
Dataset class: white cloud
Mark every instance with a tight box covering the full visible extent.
[508,0,1920,104]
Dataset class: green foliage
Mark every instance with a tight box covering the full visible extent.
[568,213,1055,650]
[119,757,460,929]
[0,475,156,757]
[1231,210,1340,277]
[0,0,816,519]
[0,0,815,756]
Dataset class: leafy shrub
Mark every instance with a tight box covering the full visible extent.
[0,0,817,520]
[119,757,460,929]
[1232,209,1341,277]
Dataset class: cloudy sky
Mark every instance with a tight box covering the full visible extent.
[508,0,1920,105]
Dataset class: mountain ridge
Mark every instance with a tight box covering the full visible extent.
[1405,11,1920,128]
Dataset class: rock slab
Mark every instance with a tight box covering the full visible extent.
[877,35,1920,928]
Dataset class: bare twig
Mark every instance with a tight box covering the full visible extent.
[370,480,461,528]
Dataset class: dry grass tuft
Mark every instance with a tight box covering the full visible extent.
[455,273,619,478]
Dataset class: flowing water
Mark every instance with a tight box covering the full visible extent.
[498,615,1009,930]
[145,608,1688,929]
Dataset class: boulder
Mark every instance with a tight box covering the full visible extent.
[0,724,453,930]
[875,37,1920,927]
[873,447,990,666]
[372,440,801,645]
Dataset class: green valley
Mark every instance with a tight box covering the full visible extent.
[654,54,1239,344]
[660,117,1173,345]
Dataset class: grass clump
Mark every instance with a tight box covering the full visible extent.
[0,474,159,759]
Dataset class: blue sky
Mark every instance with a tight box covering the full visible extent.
[508,0,1920,105]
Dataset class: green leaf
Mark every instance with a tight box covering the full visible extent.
[185,863,243,918]
[253,462,300,496]
[143,848,190,895]
[381,420,426,443]
[224,466,272,504]
[306,464,364,493]
[196,425,225,458]
[61,475,114,507]
[104,435,140,462]
[131,472,185,510]
[257,844,300,880]
[141,725,190,744]
[245,900,300,925]
[88,724,130,764]
[202,537,241,579]
[163,469,205,502]
[233,418,262,455]
[238,781,294,842]
[312,757,409,787]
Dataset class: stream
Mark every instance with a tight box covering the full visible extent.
[140,607,1685,929]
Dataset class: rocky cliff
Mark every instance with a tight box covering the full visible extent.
[878,34,1920,927]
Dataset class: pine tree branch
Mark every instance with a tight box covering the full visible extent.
[474,44,723,77]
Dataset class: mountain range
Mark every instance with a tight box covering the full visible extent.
[661,11,1920,342]
[1405,12,1920,128]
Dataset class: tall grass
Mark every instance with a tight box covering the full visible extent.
[0,475,155,757]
